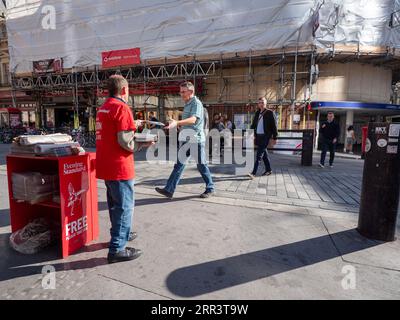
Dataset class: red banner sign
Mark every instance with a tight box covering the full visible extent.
[101,48,141,68]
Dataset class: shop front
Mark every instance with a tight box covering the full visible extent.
[311,101,400,151]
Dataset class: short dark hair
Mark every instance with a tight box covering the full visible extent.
[327,111,334,115]
[108,75,128,97]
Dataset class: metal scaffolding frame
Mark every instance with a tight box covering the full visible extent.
[9,48,400,130]
[12,61,217,90]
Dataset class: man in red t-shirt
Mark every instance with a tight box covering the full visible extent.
[96,75,151,263]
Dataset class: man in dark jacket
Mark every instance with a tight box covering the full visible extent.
[248,97,278,179]
[319,111,340,168]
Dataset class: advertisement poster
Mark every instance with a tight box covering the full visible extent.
[102,48,141,68]
[234,113,253,130]
[33,58,63,73]
[9,113,21,127]
[59,158,90,256]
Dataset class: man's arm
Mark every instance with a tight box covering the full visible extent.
[117,130,154,152]
[319,122,325,134]
[268,111,278,139]
[178,116,197,126]
[250,111,258,130]
[117,130,135,152]
[335,123,340,139]
[332,123,340,143]
[165,116,196,129]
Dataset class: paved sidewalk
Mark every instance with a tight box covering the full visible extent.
[134,152,364,213]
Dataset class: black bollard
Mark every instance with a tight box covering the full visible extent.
[301,129,314,166]
[357,122,400,241]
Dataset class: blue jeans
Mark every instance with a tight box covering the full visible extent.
[165,142,214,194]
[251,134,272,175]
[105,179,134,254]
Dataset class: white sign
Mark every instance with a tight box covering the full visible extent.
[388,138,399,143]
[274,132,302,155]
[389,124,400,137]
[375,127,387,135]
[365,138,371,152]
[65,216,88,241]
[293,114,301,123]
[63,162,86,175]
[377,139,387,148]
[387,145,398,154]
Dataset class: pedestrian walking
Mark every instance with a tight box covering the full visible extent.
[319,111,340,168]
[248,97,278,179]
[155,81,215,199]
[344,125,356,154]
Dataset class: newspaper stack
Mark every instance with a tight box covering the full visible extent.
[12,172,59,204]
[11,133,84,157]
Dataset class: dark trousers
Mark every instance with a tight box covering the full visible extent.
[251,134,271,175]
[320,138,336,165]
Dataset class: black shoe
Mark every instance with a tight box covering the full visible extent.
[128,231,137,241]
[155,187,173,199]
[262,171,272,176]
[200,190,215,198]
[107,247,142,264]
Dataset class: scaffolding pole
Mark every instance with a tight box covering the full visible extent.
[290,47,298,130]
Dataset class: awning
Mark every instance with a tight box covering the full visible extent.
[311,101,400,112]
[0,107,22,113]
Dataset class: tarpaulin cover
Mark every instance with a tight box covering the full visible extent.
[5,0,400,73]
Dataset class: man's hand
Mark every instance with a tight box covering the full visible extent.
[165,119,178,129]
[333,138,337,144]
[136,141,155,152]
[142,141,155,148]
[270,139,277,146]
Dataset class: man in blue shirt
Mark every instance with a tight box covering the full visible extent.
[155,81,215,199]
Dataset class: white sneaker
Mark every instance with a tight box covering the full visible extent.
[318,163,325,168]
[247,173,255,180]
[329,165,333,168]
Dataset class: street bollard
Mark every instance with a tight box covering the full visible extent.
[301,129,314,166]
[357,122,400,241]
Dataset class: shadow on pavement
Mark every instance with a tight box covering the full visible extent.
[165,228,382,297]
[0,233,110,282]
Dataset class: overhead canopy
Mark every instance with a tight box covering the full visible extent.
[0,107,21,113]
[5,0,400,73]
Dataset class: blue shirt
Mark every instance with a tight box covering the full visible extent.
[180,96,205,143]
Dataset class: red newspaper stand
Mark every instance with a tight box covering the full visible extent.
[6,152,98,258]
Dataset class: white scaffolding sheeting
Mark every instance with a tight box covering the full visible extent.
[5,0,400,73]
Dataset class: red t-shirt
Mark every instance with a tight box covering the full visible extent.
[96,97,136,180]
